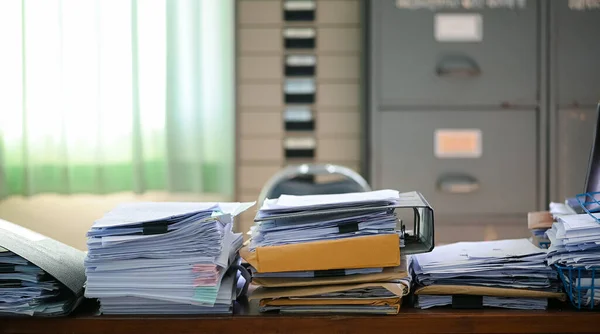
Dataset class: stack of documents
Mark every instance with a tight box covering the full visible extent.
[412,239,565,310]
[528,211,553,249]
[546,214,600,268]
[242,190,424,315]
[84,202,253,315]
[0,219,86,316]
[546,213,600,307]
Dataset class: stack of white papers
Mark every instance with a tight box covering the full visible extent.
[0,248,77,316]
[412,239,560,310]
[250,189,402,250]
[546,213,600,308]
[546,214,600,268]
[416,296,548,310]
[245,190,414,315]
[84,202,253,315]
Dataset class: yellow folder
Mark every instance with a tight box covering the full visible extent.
[252,265,408,288]
[415,285,566,301]
[240,234,400,273]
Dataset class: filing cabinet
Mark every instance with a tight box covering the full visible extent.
[317,55,360,80]
[555,108,598,200]
[240,138,284,163]
[316,111,360,136]
[317,138,361,161]
[316,84,360,107]
[317,28,360,53]
[553,1,600,107]
[239,84,283,107]
[239,165,282,192]
[238,1,282,25]
[239,56,282,80]
[239,28,281,53]
[239,111,283,137]
[551,1,600,201]
[379,110,537,215]
[236,0,364,234]
[369,0,542,227]
[317,0,360,24]
[375,0,538,108]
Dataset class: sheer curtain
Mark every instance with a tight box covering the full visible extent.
[0,0,234,198]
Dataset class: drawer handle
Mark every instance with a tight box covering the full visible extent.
[437,174,480,194]
[435,55,481,77]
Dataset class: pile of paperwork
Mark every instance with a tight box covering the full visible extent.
[0,219,86,316]
[84,202,253,314]
[412,239,564,310]
[546,213,600,307]
[242,190,428,315]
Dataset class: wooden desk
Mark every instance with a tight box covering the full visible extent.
[1,299,599,334]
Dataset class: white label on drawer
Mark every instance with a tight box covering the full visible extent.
[284,78,316,94]
[284,106,313,122]
[435,129,482,158]
[283,28,316,39]
[284,137,316,149]
[286,55,317,66]
[435,14,483,42]
[284,0,316,11]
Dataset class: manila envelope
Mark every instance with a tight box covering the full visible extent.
[249,282,408,300]
[527,211,554,230]
[415,285,566,301]
[260,297,402,307]
[252,265,408,288]
[240,234,400,273]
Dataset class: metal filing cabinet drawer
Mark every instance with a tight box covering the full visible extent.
[239,84,283,107]
[240,138,283,163]
[239,111,283,137]
[556,108,598,200]
[238,0,282,25]
[317,84,359,107]
[239,165,282,192]
[317,0,360,24]
[379,110,537,215]
[317,28,360,53]
[373,0,538,107]
[317,137,360,161]
[316,111,360,136]
[317,55,360,80]
[239,28,281,53]
[554,1,600,106]
[240,56,282,80]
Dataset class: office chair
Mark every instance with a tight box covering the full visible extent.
[257,163,371,206]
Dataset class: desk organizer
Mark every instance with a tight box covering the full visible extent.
[556,265,600,310]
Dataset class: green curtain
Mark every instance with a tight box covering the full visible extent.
[0,0,235,198]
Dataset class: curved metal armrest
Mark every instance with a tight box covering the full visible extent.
[257,163,371,206]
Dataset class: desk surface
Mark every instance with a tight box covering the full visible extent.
[1,299,599,334]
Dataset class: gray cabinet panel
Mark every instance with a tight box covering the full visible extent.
[373,0,538,107]
[555,1,600,106]
[556,108,598,200]
[379,110,537,215]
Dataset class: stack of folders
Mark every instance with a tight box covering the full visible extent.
[241,190,425,315]
[528,211,553,249]
[412,239,565,310]
[546,213,600,306]
[84,202,253,315]
[0,219,86,316]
